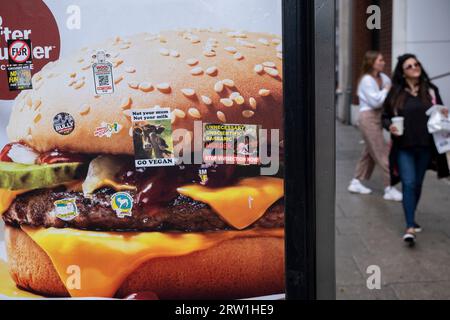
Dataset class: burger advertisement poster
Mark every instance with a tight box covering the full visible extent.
[0,0,284,300]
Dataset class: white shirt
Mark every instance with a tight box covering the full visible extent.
[358,73,391,112]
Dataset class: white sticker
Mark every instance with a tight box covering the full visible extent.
[92,50,114,95]
[54,198,79,221]
[111,192,134,218]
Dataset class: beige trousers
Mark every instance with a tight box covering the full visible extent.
[354,109,391,187]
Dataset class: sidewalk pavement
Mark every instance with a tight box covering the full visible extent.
[336,121,450,300]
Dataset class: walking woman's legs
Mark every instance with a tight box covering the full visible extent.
[354,110,390,186]
[397,149,417,229]
[412,147,432,213]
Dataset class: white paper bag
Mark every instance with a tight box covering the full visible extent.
[427,105,450,134]
[432,131,450,154]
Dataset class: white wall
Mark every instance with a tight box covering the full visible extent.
[393,0,450,105]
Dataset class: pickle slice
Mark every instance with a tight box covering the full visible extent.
[0,161,85,191]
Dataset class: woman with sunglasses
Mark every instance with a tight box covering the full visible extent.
[348,51,402,202]
[383,54,449,245]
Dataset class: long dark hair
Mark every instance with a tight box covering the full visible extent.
[385,54,433,113]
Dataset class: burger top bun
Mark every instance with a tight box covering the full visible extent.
[8,30,283,155]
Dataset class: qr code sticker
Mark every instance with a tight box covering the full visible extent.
[98,75,110,86]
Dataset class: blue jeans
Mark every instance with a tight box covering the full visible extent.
[397,147,432,229]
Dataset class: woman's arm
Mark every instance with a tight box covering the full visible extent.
[358,76,390,109]
[382,91,394,130]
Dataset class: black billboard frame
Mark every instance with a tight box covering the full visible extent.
[283,0,336,300]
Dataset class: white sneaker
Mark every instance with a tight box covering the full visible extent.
[383,186,403,202]
[348,179,372,195]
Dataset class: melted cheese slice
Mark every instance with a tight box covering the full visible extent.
[0,189,26,216]
[22,226,283,298]
[177,177,284,230]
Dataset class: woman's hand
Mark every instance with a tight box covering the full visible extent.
[389,124,400,136]
[440,107,449,118]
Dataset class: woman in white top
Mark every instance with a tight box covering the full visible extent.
[348,51,402,201]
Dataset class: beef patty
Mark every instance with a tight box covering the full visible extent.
[2,187,284,232]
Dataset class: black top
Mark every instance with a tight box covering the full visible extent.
[382,84,450,185]
[394,93,433,149]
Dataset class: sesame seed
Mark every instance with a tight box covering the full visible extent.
[249,97,257,109]
[203,50,216,57]
[173,108,186,119]
[264,67,279,77]
[120,44,131,50]
[139,82,154,92]
[263,61,276,68]
[33,99,42,110]
[81,64,91,71]
[230,92,240,100]
[259,89,271,97]
[125,67,136,73]
[188,107,202,119]
[201,95,213,105]
[33,113,42,123]
[113,59,124,68]
[170,50,180,57]
[69,72,77,78]
[217,111,226,123]
[73,80,85,89]
[242,110,255,118]
[114,75,124,84]
[190,67,204,76]
[206,66,218,76]
[77,58,84,63]
[222,79,235,87]
[234,52,244,60]
[159,48,170,56]
[79,105,91,116]
[235,96,245,105]
[237,39,256,48]
[190,36,201,44]
[181,88,196,97]
[258,38,270,46]
[224,47,238,54]
[157,83,171,93]
[120,97,132,110]
[128,81,139,89]
[186,58,199,66]
[214,81,224,93]
[68,79,76,87]
[220,98,234,107]
[254,64,264,74]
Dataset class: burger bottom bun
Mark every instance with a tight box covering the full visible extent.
[5,225,285,299]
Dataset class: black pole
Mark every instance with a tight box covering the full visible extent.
[283,0,317,300]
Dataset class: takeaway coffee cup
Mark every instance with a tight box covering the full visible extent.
[392,117,405,136]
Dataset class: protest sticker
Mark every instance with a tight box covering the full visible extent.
[203,124,259,165]
[131,107,175,167]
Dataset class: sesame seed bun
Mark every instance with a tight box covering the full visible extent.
[5,225,284,299]
[7,30,283,155]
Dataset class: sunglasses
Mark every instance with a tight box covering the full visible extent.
[404,62,421,71]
